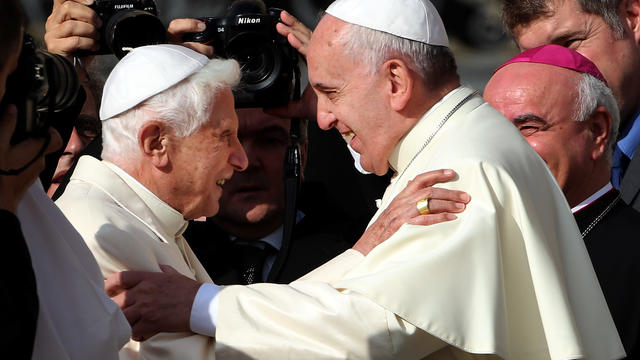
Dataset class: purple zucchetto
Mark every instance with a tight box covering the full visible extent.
[494,44,608,85]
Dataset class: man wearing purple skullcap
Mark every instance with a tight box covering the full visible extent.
[485,44,640,358]
[502,0,640,214]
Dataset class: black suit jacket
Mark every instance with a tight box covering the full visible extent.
[621,151,640,212]
[185,183,369,285]
[574,189,640,359]
[1,210,39,358]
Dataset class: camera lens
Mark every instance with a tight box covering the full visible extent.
[36,51,81,112]
[226,33,281,92]
[105,9,167,59]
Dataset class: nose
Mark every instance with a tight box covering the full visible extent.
[230,137,248,171]
[64,128,86,156]
[315,95,338,130]
[241,140,261,171]
[316,109,337,131]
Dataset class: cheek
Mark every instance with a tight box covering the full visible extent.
[526,137,554,165]
[263,153,285,178]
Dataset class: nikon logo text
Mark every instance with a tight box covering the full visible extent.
[114,4,134,9]
[237,17,261,24]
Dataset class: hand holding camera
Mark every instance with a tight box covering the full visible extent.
[46,0,166,59]
[45,0,102,58]
[168,19,214,58]
[275,10,312,58]
[182,0,300,108]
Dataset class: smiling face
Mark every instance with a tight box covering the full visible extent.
[213,108,296,237]
[307,15,409,175]
[170,88,248,220]
[512,0,640,122]
[484,63,600,205]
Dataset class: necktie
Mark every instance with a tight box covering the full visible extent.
[235,242,274,285]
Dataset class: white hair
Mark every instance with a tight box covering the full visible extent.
[101,58,241,162]
[340,22,458,89]
[574,73,620,162]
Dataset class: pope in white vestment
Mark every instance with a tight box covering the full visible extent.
[212,87,625,359]
[56,156,216,359]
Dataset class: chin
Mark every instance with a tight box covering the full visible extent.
[244,204,275,223]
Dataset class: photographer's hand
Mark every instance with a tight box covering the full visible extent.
[45,0,102,58]
[276,10,312,58]
[168,19,215,58]
[0,105,63,214]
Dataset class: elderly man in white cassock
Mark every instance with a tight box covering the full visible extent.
[55,45,250,358]
[103,0,625,359]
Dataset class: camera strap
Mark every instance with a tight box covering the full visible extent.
[270,60,302,281]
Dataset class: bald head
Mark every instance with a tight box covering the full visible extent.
[484,62,618,206]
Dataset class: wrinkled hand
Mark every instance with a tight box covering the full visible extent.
[105,265,202,341]
[45,0,102,58]
[168,18,214,58]
[0,105,63,213]
[276,10,312,58]
[352,169,470,255]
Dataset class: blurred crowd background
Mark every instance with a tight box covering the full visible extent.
[22,0,518,91]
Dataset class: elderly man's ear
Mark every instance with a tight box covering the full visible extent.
[384,59,414,112]
[588,106,614,161]
[623,0,640,43]
[138,121,171,168]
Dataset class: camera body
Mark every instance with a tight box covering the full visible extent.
[185,4,299,108]
[1,35,84,144]
[88,0,167,59]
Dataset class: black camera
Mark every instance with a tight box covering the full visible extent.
[88,0,167,59]
[1,35,85,145]
[184,0,300,108]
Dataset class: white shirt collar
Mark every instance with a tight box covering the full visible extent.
[571,183,614,214]
[388,86,474,174]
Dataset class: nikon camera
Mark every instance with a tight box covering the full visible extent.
[184,0,300,108]
[1,35,85,145]
[88,0,167,59]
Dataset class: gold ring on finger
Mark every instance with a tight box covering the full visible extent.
[416,198,430,215]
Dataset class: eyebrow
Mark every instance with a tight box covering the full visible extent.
[311,82,336,91]
[549,30,584,45]
[512,113,547,125]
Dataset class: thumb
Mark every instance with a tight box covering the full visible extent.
[159,264,179,275]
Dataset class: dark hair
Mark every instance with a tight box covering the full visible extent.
[502,0,624,38]
[0,0,26,68]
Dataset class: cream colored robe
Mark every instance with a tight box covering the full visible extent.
[56,156,216,359]
[17,180,131,359]
[215,87,625,359]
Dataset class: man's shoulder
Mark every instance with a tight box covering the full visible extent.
[56,174,154,248]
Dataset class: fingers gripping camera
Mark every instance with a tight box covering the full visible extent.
[183,0,300,108]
